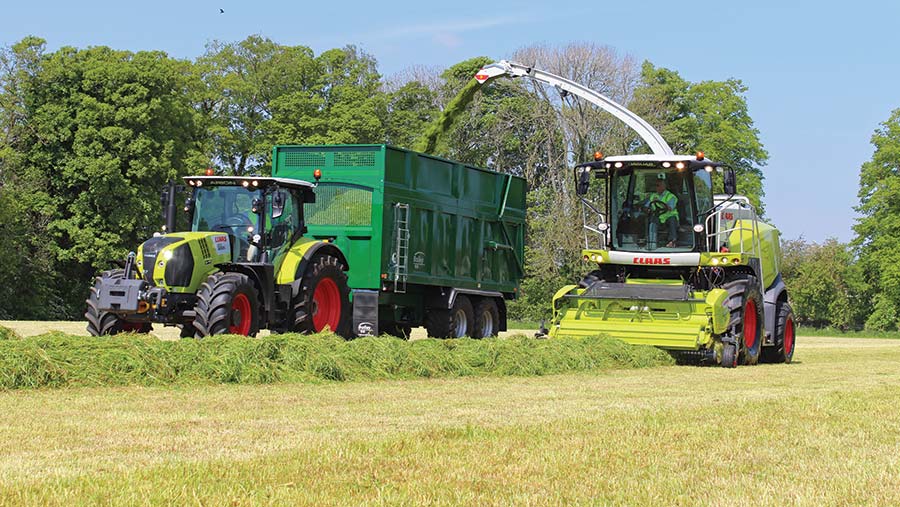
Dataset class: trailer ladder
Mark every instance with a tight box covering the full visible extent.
[392,203,410,293]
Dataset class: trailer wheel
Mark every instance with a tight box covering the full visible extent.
[85,269,152,336]
[425,295,474,338]
[762,302,796,364]
[722,276,763,365]
[193,272,260,337]
[472,298,500,339]
[293,254,352,338]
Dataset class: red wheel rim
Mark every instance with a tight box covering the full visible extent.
[312,277,341,332]
[229,293,252,335]
[784,318,794,355]
[743,299,758,349]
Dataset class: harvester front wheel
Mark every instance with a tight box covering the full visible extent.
[762,302,796,364]
[293,254,352,337]
[193,272,260,337]
[722,276,763,366]
[85,269,152,336]
[472,298,500,339]
[425,295,474,338]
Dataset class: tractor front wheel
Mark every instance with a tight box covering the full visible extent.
[193,272,260,337]
[85,269,152,336]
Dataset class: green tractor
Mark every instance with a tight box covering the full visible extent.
[85,175,352,338]
[547,153,795,367]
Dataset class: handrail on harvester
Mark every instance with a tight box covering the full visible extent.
[475,60,674,156]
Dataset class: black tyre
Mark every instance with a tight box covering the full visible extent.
[424,294,474,338]
[721,275,763,366]
[761,302,796,364]
[193,272,260,337]
[720,342,738,368]
[292,254,352,338]
[471,298,500,339]
[179,323,197,339]
[85,269,152,336]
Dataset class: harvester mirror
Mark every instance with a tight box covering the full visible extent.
[723,168,737,195]
[271,190,285,219]
[575,166,591,196]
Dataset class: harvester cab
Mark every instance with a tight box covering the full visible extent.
[86,175,352,339]
[552,154,795,367]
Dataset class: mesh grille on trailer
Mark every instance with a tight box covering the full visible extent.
[285,152,326,167]
[334,151,376,167]
[305,185,373,226]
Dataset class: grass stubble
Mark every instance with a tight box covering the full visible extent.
[0,328,898,505]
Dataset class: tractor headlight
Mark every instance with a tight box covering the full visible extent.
[711,258,720,265]
[162,250,174,261]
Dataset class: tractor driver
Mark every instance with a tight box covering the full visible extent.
[643,174,679,248]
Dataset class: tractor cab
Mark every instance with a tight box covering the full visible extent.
[182,176,316,270]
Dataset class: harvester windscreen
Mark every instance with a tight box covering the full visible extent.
[611,167,708,252]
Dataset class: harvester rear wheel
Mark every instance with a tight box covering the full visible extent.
[85,269,152,336]
[722,276,763,366]
[721,342,738,368]
[292,254,352,338]
[762,302,796,364]
[193,272,260,337]
[425,295,474,338]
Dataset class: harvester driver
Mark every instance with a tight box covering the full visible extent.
[643,174,679,248]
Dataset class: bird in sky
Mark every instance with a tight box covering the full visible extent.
[219,8,224,13]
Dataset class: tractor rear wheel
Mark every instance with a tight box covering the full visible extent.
[721,276,763,366]
[762,302,796,364]
[292,254,351,337]
[85,269,152,336]
[471,298,500,339]
[193,272,260,337]
[425,295,474,338]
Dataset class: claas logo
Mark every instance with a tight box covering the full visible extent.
[632,257,671,265]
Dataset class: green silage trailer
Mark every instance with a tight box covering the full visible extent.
[271,144,527,338]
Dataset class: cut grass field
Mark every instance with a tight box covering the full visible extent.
[0,333,898,505]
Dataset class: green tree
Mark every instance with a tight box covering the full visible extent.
[781,238,868,330]
[1,38,207,317]
[631,63,769,212]
[854,108,900,330]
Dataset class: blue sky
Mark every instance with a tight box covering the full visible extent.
[3,0,898,242]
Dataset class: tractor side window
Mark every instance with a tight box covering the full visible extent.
[693,170,714,217]
[305,183,373,226]
[267,190,299,249]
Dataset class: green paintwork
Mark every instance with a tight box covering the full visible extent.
[549,283,730,350]
[272,145,526,299]
[137,232,231,293]
[727,220,782,289]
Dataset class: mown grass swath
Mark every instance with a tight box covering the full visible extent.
[0,333,673,390]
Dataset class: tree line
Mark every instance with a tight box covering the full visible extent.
[1,34,884,330]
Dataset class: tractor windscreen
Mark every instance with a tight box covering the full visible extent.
[192,186,262,260]
[610,167,713,252]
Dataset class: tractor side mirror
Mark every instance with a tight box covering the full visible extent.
[723,168,737,195]
[272,191,285,219]
[183,197,195,213]
[575,166,591,196]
